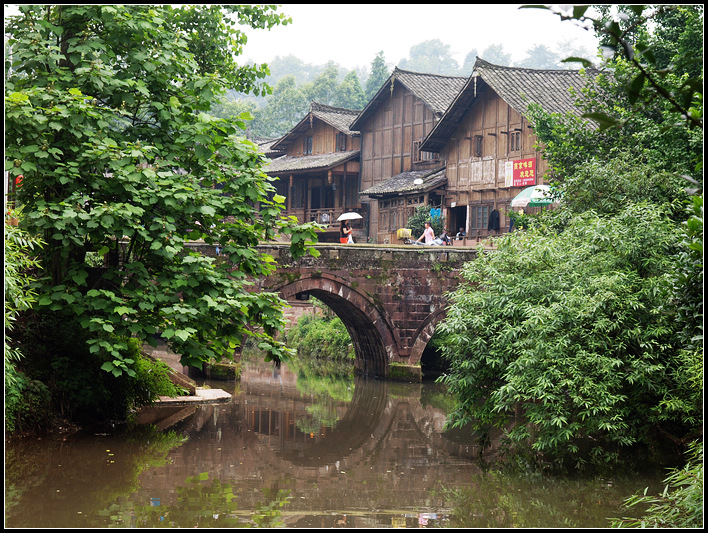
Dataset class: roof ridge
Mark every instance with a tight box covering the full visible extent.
[475,57,582,74]
[310,101,361,115]
[393,66,468,80]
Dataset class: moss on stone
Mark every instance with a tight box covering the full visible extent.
[387,363,421,383]
[205,362,241,381]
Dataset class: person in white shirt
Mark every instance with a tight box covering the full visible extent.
[417,221,435,244]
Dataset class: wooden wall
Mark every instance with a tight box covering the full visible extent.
[443,83,549,200]
[284,120,360,158]
[440,83,552,238]
[359,83,441,192]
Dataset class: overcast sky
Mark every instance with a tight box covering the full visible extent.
[240,4,600,70]
[5,4,600,70]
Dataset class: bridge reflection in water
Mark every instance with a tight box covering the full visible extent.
[6,358,658,529]
[133,360,495,527]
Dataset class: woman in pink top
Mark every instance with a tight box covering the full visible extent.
[417,221,435,244]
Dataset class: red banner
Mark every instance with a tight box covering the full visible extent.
[504,158,536,187]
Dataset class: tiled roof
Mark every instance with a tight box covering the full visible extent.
[360,167,447,197]
[350,68,468,131]
[251,136,285,157]
[264,150,360,175]
[475,58,591,117]
[309,102,361,135]
[271,102,360,151]
[421,58,596,152]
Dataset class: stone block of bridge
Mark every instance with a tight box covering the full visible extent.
[255,244,477,380]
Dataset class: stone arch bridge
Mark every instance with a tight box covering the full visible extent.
[252,244,477,380]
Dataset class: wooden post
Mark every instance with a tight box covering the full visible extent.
[288,175,293,211]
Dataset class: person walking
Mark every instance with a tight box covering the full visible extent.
[340,220,352,244]
[416,220,435,244]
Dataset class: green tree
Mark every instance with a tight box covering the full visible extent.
[302,62,340,105]
[262,54,323,86]
[4,5,319,417]
[517,44,561,69]
[209,97,259,125]
[407,205,444,240]
[365,51,390,101]
[171,5,290,96]
[332,70,366,110]
[438,205,693,466]
[4,217,49,432]
[541,5,703,133]
[481,44,512,66]
[438,4,702,470]
[460,50,479,75]
[252,74,309,137]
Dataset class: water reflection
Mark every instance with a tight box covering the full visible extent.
[5,360,661,528]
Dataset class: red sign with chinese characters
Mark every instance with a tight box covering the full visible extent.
[504,158,536,187]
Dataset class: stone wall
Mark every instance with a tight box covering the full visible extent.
[257,244,477,378]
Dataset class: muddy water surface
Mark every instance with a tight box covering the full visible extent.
[5,361,663,528]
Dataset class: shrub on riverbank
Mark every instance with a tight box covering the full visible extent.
[10,310,183,429]
[438,5,702,473]
[438,204,701,469]
[286,311,354,363]
[4,217,52,434]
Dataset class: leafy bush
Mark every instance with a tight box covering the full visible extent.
[287,312,354,362]
[115,338,185,411]
[5,370,52,434]
[5,216,46,434]
[14,309,182,424]
[437,203,696,468]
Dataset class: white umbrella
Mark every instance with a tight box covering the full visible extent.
[336,212,363,221]
[510,184,557,208]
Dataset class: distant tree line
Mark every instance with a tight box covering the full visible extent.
[216,38,595,138]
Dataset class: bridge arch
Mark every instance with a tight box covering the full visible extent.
[277,274,398,378]
[408,309,447,366]
[248,243,478,381]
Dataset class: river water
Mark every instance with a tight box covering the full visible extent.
[5,358,664,528]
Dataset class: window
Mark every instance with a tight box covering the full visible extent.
[303,136,313,155]
[336,132,347,152]
[407,195,424,206]
[470,205,490,231]
[510,131,521,152]
[413,140,440,163]
[474,135,483,157]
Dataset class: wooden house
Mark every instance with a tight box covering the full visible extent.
[264,102,363,240]
[351,68,468,244]
[420,58,593,242]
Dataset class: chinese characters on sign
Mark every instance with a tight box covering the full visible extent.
[504,158,536,187]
